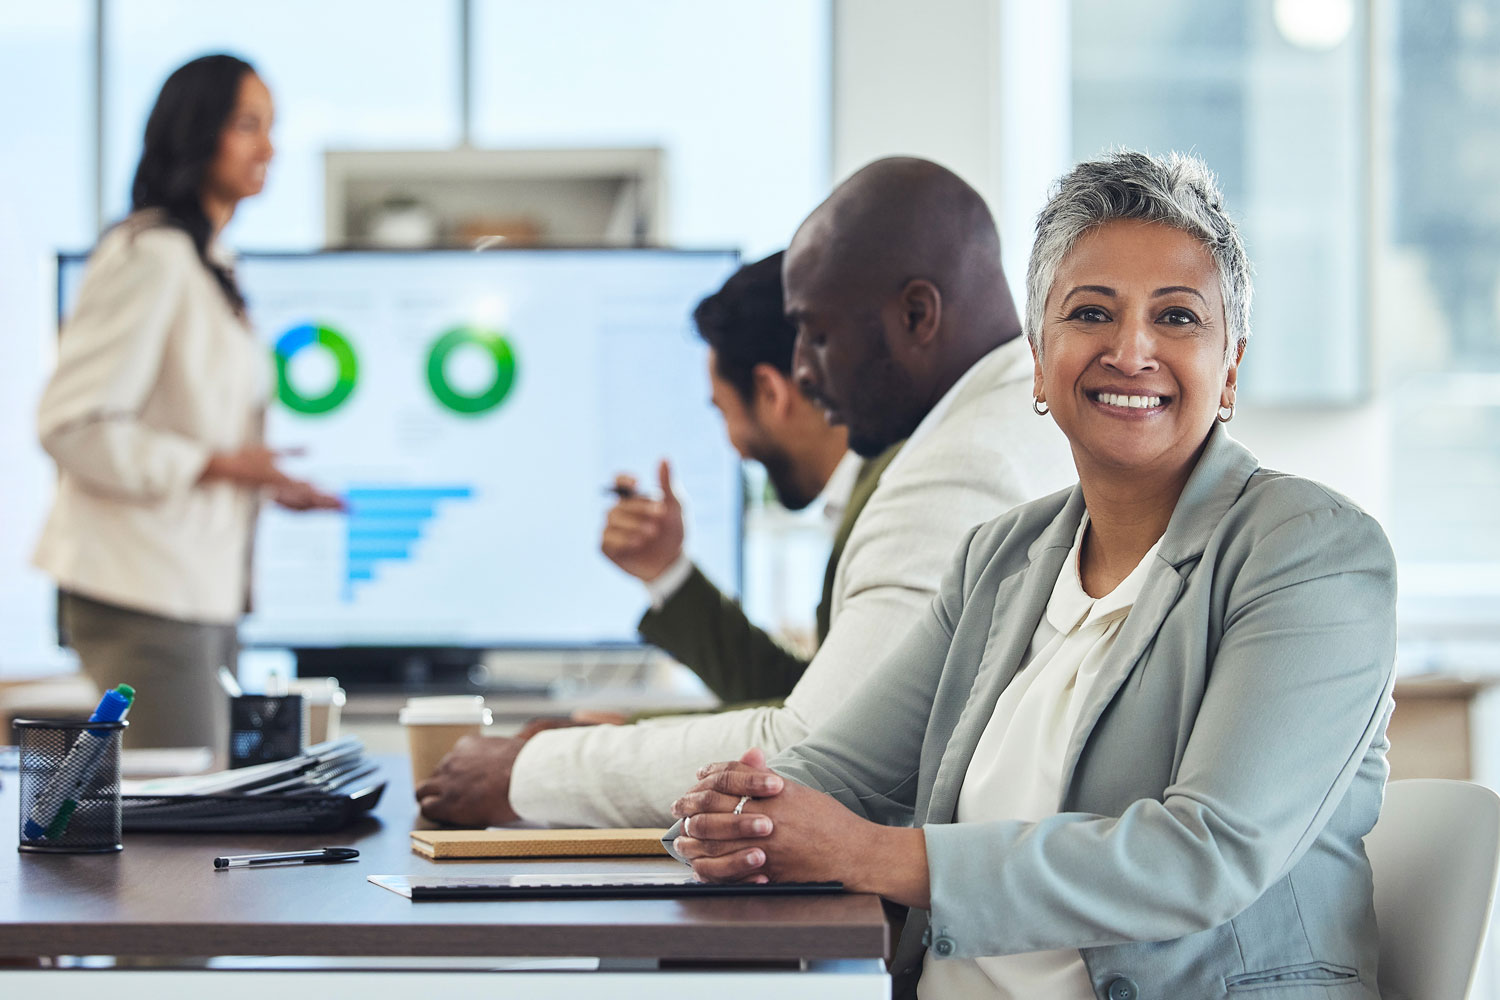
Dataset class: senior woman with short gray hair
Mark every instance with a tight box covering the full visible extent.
[668,150,1396,1000]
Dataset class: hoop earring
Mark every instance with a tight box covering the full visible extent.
[1217,404,1235,423]
[1032,398,1049,416]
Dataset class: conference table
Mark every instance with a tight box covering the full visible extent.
[0,754,890,998]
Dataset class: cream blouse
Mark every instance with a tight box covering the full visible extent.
[33,213,268,624]
[920,513,1164,1000]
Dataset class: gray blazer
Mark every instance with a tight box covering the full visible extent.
[771,425,1396,1000]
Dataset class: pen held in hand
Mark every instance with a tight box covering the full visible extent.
[602,484,638,500]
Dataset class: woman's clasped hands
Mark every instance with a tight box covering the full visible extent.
[670,748,931,907]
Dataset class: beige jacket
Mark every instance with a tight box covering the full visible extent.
[508,337,1077,827]
[34,213,266,624]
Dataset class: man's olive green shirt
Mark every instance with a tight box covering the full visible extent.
[635,442,903,716]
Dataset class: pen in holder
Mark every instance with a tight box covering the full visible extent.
[228,694,306,769]
[15,717,126,854]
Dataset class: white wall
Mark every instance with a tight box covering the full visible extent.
[0,2,91,677]
[831,0,1068,293]
[832,0,1000,198]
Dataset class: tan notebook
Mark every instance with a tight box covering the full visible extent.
[411,828,670,860]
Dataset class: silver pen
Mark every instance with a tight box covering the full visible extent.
[213,847,359,869]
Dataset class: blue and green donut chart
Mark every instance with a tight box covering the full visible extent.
[426,326,518,415]
[274,323,359,415]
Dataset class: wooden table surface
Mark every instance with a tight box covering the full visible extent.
[0,755,888,961]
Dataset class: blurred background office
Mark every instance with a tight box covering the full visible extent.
[1,0,1498,979]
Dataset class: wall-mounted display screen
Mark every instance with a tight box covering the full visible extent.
[58,247,743,649]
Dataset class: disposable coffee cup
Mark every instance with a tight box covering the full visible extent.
[399,696,492,787]
[288,677,346,746]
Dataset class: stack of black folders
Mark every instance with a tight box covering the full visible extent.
[121,737,384,833]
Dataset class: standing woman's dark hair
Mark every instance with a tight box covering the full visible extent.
[130,53,255,314]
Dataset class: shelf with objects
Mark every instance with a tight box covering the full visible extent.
[323,147,665,250]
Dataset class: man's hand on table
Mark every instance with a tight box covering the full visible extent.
[415,733,525,826]
[414,713,628,825]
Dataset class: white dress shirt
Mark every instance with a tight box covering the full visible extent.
[919,514,1163,999]
[33,213,267,624]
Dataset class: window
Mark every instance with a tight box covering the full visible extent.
[0,1,92,671]
[1070,0,1367,405]
[1384,0,1500,630]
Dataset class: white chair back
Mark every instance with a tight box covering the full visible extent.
[1365,778,1500,1000]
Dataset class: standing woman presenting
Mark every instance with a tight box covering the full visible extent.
[34,54,340,750]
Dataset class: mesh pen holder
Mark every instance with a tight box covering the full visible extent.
[229,694,305,769]
[15,718,126,854]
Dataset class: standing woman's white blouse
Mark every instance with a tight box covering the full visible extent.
[920,512,1163,1000]
[33,211,269,624]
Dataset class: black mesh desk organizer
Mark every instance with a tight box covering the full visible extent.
[121,737,384,833]
[15,718,126,853]
[228,694,305,768]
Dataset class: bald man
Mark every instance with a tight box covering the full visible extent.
[417,158,1076,828]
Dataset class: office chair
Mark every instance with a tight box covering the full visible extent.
[1365,778,1500,1000]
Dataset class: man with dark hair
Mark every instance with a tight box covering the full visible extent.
[417,159,1075,829]
[600,251,894,708]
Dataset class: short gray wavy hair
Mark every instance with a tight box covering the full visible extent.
[1025,150,1251,367]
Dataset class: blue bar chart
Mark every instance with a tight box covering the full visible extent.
[343,486,475,600]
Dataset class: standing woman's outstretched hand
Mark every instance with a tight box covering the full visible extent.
[200,445,344,511]
[269,478,345,511]
[670,748,932,907]
[200,444,301,488]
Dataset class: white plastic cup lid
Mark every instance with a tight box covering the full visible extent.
[288,677,346,706]
[398,707,492,726]
[399,696,491,726]
[403,695,486,709]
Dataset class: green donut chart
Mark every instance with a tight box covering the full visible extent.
[274,323,359,415]
[426,326,518,415]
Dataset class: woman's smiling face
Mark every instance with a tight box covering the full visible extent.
[1034,218,1240,480]
[206,72,275,204]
